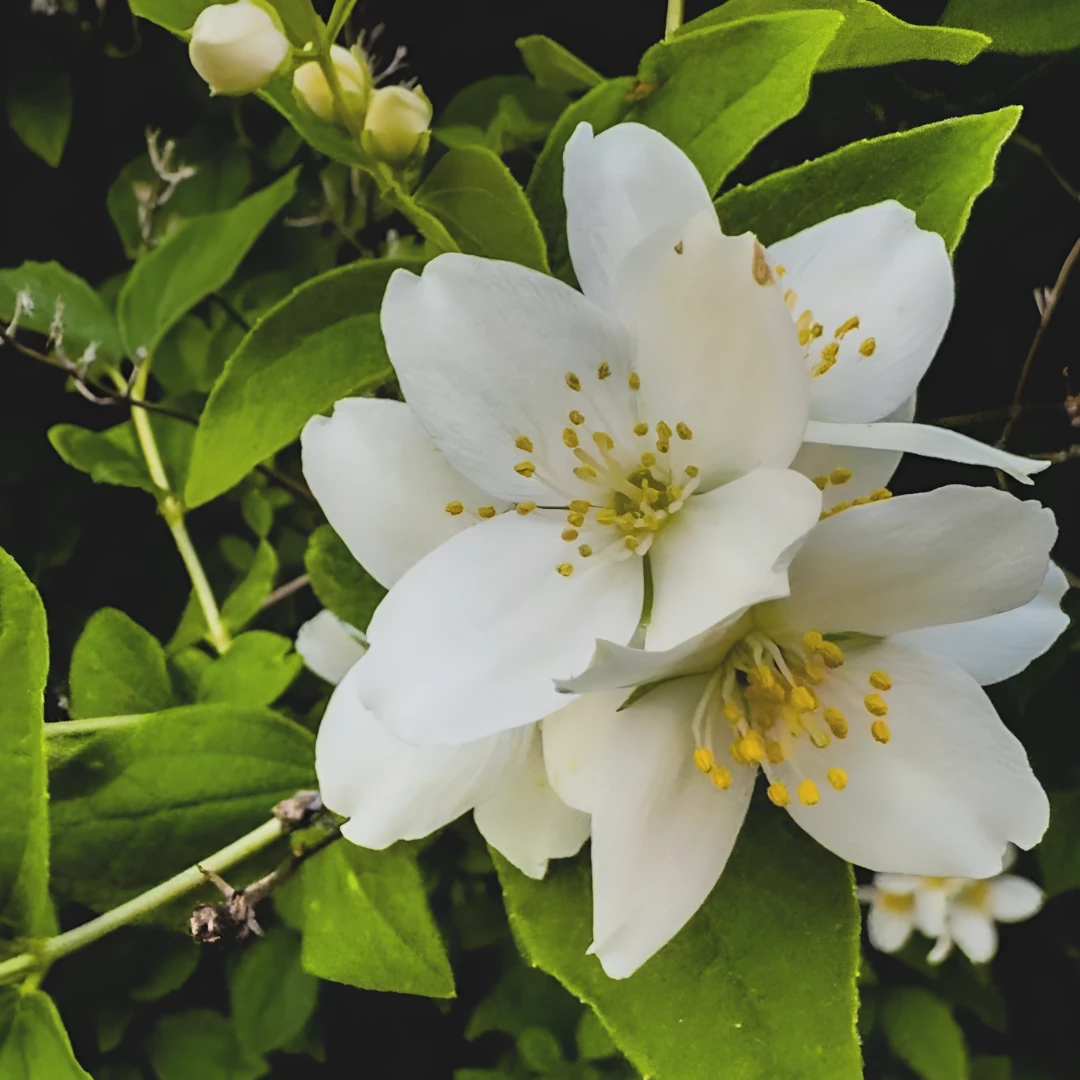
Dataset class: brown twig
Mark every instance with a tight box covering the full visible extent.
[1013,134,1080,203]
[256,463,317,503]
[261,574,311,609]
[929,403,1062,429]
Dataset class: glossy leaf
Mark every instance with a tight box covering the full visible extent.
[5,51,72,168]
[147,1009,269,1080]
[1037,788,1080,897]
[716,107,1022,254]
[881,988,968,1080]
[304,524,385,632]
[941,0,1080,55]
[185,258,418,508]
[516,35,604,93]
[197,631,303,707]
[435,75,569,155]
[0,991,91,1079]
[495,807,861,1080]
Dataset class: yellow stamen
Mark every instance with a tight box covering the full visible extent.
[569,410,585,426]
[829,467,853,486]
[685,464,699,477]
[516,501,536,515]
[567,512,585,528]
[818,641,845,668]
[730,741,748,765]
[823,707,848,738]
[870,488,892,501]
[628,372,641,390]
[723,701,743,724]
[665,485,682,503]
[827,768,848,791]
[596,508,617,525]
[514,461,536,478]
[812,475,829,490]
[676,422,693,441]
[767,782,791,807]
[445,501,464,516]
[556,562,574,577]
[864,694,889,717]
[789,685,816,713]
[766,739,785,764]
[802,630,824,651]
[656,439,670,455]
[834,315,860,338]
[656,421,672,441]
[709,765,733,790]
[565,372,581,391]
[593,431,615,452]
[578,544,593,557]
[869,670,892,691]
[859,337,876,357]
[784,288,797,310]
[776,264,787,277]
[561,528,578,542]
[870,719,891,744]
[574,465,598,480]
[562,427,580,448]
[640,452,657,468]
[752,242,773,285]
[693,747,715,773]
[740,731,766,764]
[597,361,611,380]
[514,435,534,453]
[852,496,871,506]
[810,322,823,339]
[477,506,496,519]
[797,779,820,806]
[633,421,649,436]
[569,499,591,514]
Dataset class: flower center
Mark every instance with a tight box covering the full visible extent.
[689,629,895,806]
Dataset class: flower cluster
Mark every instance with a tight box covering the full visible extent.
[298,122,1064,979]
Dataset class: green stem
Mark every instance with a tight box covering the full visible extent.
[665,0,685,37]
[116,367,231,654]
[326,0,359,43]
[0,819,286,987]
[46,714,148,738]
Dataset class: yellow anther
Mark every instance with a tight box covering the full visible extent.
[784,288,797,310]
[752,241,773,285]
[766,739,785,764]
[593,431,615,452]
[827,768,848,791]
[723,701,743,724]
[514,461,536,478]
[633,421,649,437]
[709,765,733,790]
[776,264,787,277]
[567,512,585,527]
[818,643,844,669]
[624,535,640,552]
[656,439,670,455]
[812,475,829,490]
[656,421,672,441]
[810,322,824,339]
[556,562,574,577]
[515,435,534,452]
[767,782,791,807]
[628,372,641,390]
[740,731,766,764]
[676,422,693,441]
[684,464,699,477]
[829,501,853,517]
[478,506,497,519]
[445,501,464,516]
[674,240,684,255]
[642,485,661,505]
[797,779,820,806]
[834,315,860,338]
[516,501,536,515]
[596,508,617,525]
[693,747,715,773]
[829,467,853,486]
[796,310,814,346]
[578,544,593,557]
[809,726,831,749]
[852,496,871,506]
[597,361,611,380]
[869,670,892,691]
[813,342,839,377]
[561,528,579,541]
[823,708,848,738]
[789,685,816,713]
[751,666,776,691]
[804,663,826,685]
[802,630,824,651]
[574,465,598,480]
[569,410,585,425]
[565,372,582,391]
[870,488,892,501]
[798,326,812,347]
[730,741,748,765]
[870,719,891,744]
[864,694,889,717]
[640,452,657,468]
[562,427,580,448]
[859,337,876,357]
[666,485,682,502]
[569,499,591,514]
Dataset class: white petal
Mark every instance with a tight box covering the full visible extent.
[541,692,628,814]
[770,486,1057,637]
[873,873,923,895]
[584,677,756,978]
[927,932,954,965]
[803,419,1049,484]
[563,122,715,313]
[892,563,1069,686]
[791,396,915,511]
[295,610,367,685]
[358,510,643,744]
[986,874,1044,922]
[646,469,823,651]
[770,202,953,422]
[381,256,635,503]
[317,659,528,848]
[474,725,590,880]
[614,211,810,489]
[949,908,998,963]
[763,641,1050,878]
[302,397,502,589]
[867,906,915,953]
[914,887,949,938]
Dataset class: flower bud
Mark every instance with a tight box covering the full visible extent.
[188,1,290,96]
[362,86,433,165]
[293,45,372,124]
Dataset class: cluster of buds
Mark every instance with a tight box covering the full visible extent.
[187,1,431,166]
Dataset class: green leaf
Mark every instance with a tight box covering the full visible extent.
[0,261,123,358]
[516,35,604,93]
[495,807,861,1080]
[118,170,299,356]
[304,524,385,632]
[683,1,988,72]
[0,547,53,940]
[517,1027,565,1071]
[577,1008,618,1061]
[147,1010,268,1080]
[466,965,582,1045]
[197,631,303,707]
[69,608,175,719]
[222,540,279,633]
[5,51,72,168]
[128,0,207,34]
[970,1056,1011,1080]
[228,928,318,1055]
[630,11,843,194]
[185,258,418,508]
[1037,789,1080,897]
[416,147,550,271]
[526,78,636,280]
[299,841,455,998]
[881,988,968,1080]
[0,991,91,1079]
[941,0,1080,55]
[715,107,1022,255]
[129,935,201,1001]
[49,705,313,911]
[435,75,570,155]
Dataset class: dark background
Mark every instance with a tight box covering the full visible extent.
[2,1,1079,1076]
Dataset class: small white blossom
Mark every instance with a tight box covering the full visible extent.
[362,86,432,164]
[188,1,290,97]
[293,44,371,124]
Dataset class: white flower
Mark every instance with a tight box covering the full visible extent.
[362,86,433,164]
[188,1,290,97]
[543,485,1061,977]
[296,604,588,880]
[293,45,371,124]
[860,859,1045,963]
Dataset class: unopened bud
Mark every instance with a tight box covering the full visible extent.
[293,44,372,124]
[188,1,290,97]
[362,85,432,165]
